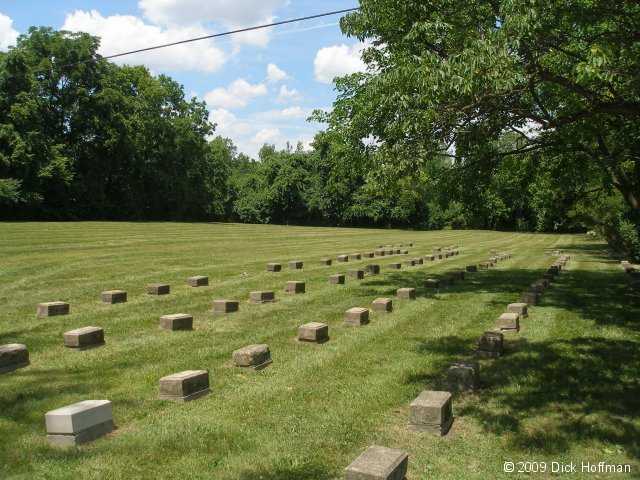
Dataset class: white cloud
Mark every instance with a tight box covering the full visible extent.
[62,10,226,72]
[279,106,307,118]
[251,127,282,145]
[266,63,288,82]
[0,13,18,51]
[204,79,267,109]
[138,0,287,47]
[210,108,252,137]
[314,43,367,84]
[277,85,301,103]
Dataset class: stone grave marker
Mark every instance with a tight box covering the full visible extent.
[45,400,113,447]
[159,370,210,402]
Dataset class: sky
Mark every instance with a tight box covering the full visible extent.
[0,0,365,158]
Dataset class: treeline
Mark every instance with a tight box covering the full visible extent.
[1,23,639,260]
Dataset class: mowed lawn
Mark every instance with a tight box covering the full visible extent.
[1,223,639,479]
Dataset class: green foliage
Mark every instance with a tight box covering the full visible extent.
[0,27,231,220]
[310,0,639,246]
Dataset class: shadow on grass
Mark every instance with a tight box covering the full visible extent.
[238,463,333,480]
[468,336,640,458]
[395,258,640,459]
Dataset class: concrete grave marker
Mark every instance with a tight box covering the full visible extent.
[521,291,541,306]
[409,390,453,435]
[349,253,362,261]
[64,326,105,350]
[37,302,70,317]
[297,322,329,343]
[267,263,282,272]
[285,281,305,294]
[363,252,375,258]
[507,303,528,318]
[403,259,416,267]
[160,313,193,331]
[159,370,210,402]
[344,445,408,480]
[249,291,275,304]
[397,288,416,300]
[213,300,239,314]
[101,290,127,304]
[289,260,304,270]
[374,249,386,257]
[372,298,393,313]
[187,276,208,287]
[344,307,370,326]
[496,312,520,332]
[476,330,504,358]
[146,284,170,295]
[338,255,350,262]
[388,263,402,269]
[232,344,272,370]
[447,361,479,391]
[45,400,113,447]
[0,344,29,374]
[329,274,346,285]
[348,269,365,280]
[320,258,332,266]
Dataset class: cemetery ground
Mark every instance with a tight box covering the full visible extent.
[1,222,639,479]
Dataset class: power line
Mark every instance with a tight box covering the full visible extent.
[65,7,360,67]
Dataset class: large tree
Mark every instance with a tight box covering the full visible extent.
[0,27,229,219]
[325,0,640,210]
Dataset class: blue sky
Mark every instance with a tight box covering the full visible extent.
[0,0,364,157]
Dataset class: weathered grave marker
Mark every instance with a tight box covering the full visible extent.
[160,313,193,331]
[388,262,402,270]
[213,300,239,314]
[289,260,304,270]
[476,330,504,358]
[372,298,393,313]
[45,400,113,447]
[447,360,479,391]
[408,390,453,435]
[0,344,29,374]
[37,301,70,317]
[397,288,416,300]
[64,326,105,350]
[267,263,282,272]
[233,344,272,370]
[496,312,520,332]
[344,307,370,326]
[101,290,127,304]
[507,303,528,318]
[187,276,209,287]
[159,370,210,402]
[249,291,275,304]
[298,322,329,343]
[344,445,408,480]
[348,269,365,280]
[146,284,170,295]
[329,274,346,285]
[285,281,305,294]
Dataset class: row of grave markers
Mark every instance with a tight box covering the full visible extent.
[352,252,572,480]
[1,242,531,478]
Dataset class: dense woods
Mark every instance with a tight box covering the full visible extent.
[1,0,639,259]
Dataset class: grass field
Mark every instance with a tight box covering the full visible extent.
[1,222,639,479]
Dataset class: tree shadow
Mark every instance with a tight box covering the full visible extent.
[237,463,334,480]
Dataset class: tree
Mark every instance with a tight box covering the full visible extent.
[329,0,640,211]
[0,27,229,220]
